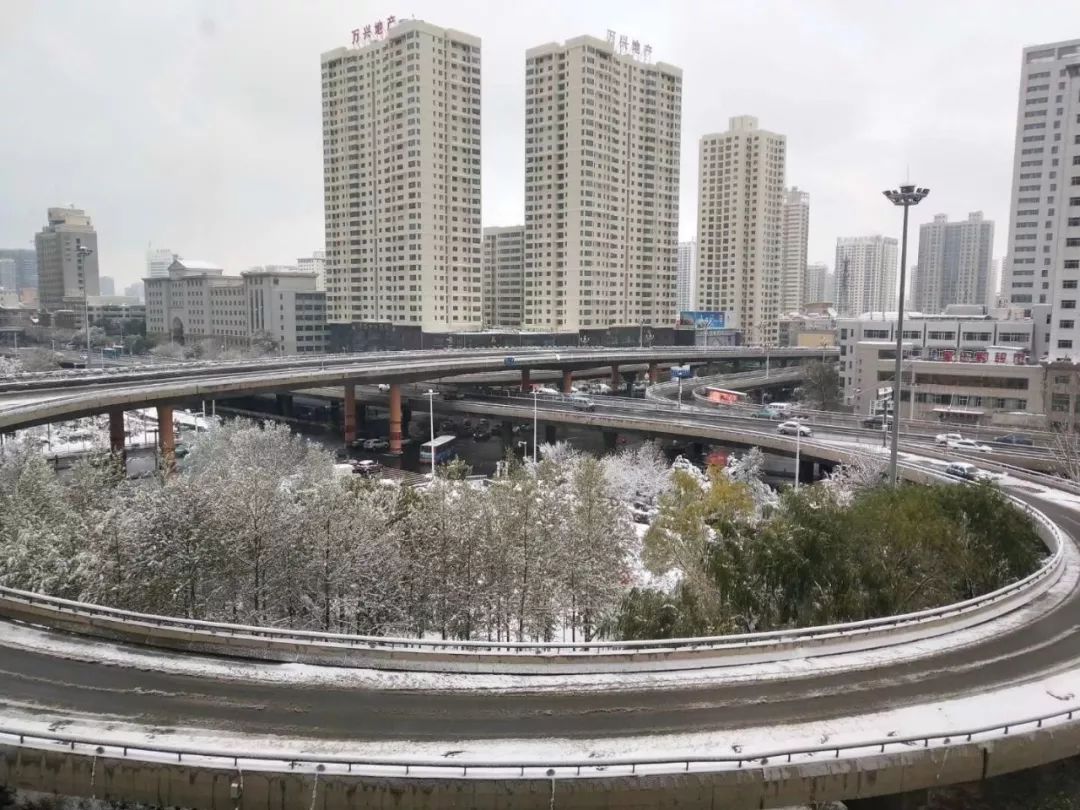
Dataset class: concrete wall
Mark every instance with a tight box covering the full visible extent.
[6,719,1080,809]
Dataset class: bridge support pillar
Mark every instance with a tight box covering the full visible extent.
[520,369,531,392]
[561,370,574,394]
[343,384,357,445]
[108,407,126,461]
[545,423,558,445]
[156,405,175,472]
[276,393,293,418]
[610,364,621,389]
[648,363,659,385]
[388,383,403,454]
[798,458,816,484]
[602,430,618,451]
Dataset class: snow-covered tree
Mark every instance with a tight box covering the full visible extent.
[724,447,778,516]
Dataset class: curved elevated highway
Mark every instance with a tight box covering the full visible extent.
[4,349,1080,808]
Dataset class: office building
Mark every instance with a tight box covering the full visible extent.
[85,297,145,327]
[780,187,809,314]
[1001,40,1080,359]
[677,240,697,313]
[124,281,144,303]
[523,35,682,332]
[911,212,994,315]
[696,116,786,344]
[147,247,175,279]
[804,262,830,304]
[321,19,481,332]
[297,250,326,291]
[834,236,898,317]
[838,309,1040,426]
[482,226,524,328]
[99,275,115,296]
[34,206,99,313]
[0,249,37,293]
[0,258,16,293]
[145,259,326,354]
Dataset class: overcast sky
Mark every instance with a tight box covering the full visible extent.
[2,1,1078,289]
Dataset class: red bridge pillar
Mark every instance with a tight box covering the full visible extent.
[610,364,621,388]
[648,363,659,385]
[389,383,403,454]
[520,369,531,393]
[343,383,357,445]
[561,370,574,394]
[157,405,175,472]
[108,408,126,458]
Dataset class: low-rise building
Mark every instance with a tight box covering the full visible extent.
[850,340,1043,427]
[145,260,327,354]
[86,296,145,326]
[778,308,836,348]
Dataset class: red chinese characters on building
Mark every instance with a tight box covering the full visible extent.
[974,350,988,363]
[373,21,383,37]
[351,28,361,45]
[994,352,1008,364]
[352,16,396,46]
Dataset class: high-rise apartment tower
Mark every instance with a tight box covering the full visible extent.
[523,35,682,332]
[321,20,482,332]
[695,116,787,344]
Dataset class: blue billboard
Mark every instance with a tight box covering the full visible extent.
[678,310,726,329]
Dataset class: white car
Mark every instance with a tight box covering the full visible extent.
[377,383,391,392]
[362,437,389,451]
[935,432,963,446]
[947,438,992,453]
[777,420,812,437]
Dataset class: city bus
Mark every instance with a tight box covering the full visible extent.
[419,435,458,465]
[705,387,748,406]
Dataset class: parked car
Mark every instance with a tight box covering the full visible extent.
[777,420,813,437]
[944,461,979,481]
[442,390,464,400]
[947,438,992,453]
[751,408,782,420]
[533,385,560,396]
[995,433,1034,446]
[361,437,389,451]
[935,432,963,446]
[351,459,382,477]
[570,395,596,412]
[377,383,391,393]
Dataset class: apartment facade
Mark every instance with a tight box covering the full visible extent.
[912,212,994,315]
[481,226,524,328]
[834,236,898,317]
[677,240,697,313]
[804,262,830,304]
[297,250,326,291]
[523,35,682,332]
[34,207,99,313]
[696,116,786,345]
[780,187,809,314]
[321,20,481,332]
[1001,40,1080,361]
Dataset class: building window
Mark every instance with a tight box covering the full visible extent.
[1059,339,1074,349]
[1061,320,1076,329]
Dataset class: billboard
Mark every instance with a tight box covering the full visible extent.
[678,310,726,329]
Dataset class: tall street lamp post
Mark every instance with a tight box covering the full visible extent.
[531,389,539,464]
[883,184,930,486]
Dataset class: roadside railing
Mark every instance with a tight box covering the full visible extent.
[3,703,1078,778]
[0,485,1062,663]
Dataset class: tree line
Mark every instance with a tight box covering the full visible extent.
[0,421,1045,643]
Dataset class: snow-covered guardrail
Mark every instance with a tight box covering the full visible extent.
[0,490,1064,674]
[3,703,1079,778]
